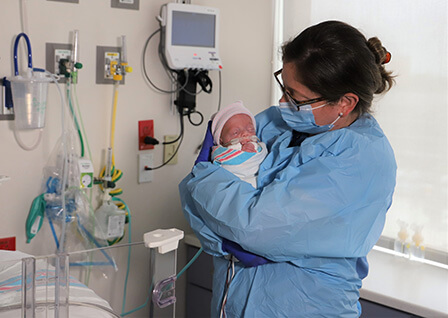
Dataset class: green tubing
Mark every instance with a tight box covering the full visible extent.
[121,245,204,316]
[73,83,93,161]
[66,84,84,157]
[177,247,203,279]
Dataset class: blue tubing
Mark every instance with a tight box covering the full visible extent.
[77,219,117,269]
[13,33,33,76]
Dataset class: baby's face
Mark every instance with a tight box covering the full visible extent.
[220,114,256,147]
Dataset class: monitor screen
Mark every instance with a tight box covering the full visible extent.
[171,11,216,48]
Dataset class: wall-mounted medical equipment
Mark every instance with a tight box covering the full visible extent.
[23,30,125,274]
[9,33,52,130]
[95,36,132,245]
[159,3,220,118]
[141,3,223,170]
[160,3,222,70]
[6,33,53,151]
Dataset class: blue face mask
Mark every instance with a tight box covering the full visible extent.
[278,101,342,134]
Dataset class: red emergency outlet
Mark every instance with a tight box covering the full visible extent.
[0,236,16,251]
[139,120,154,150]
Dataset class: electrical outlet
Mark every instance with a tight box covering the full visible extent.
[164,135,179,165]
[138,153,153,183]
[96,46,124,85]
[138,120,154,150]
[46,43,72,83]
[0,237,16,251]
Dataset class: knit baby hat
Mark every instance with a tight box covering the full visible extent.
[211,101,256,145]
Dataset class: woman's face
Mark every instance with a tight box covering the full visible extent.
[220,114,256,146]
[280,63,344,128]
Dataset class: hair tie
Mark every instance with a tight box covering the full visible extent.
[382,52,391,64]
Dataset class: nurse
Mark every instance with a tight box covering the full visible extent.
[179,20,397,317]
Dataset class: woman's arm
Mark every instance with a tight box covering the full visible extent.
[179,132,396,262]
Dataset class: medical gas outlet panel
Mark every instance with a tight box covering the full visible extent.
[160,3,222,71]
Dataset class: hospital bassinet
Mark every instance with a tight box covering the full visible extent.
[0,229,182,318]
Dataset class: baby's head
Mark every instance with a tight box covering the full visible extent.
[211,101,257,147]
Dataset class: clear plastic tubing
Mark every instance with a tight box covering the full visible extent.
[121,35,127,64]
[72,30,79,65]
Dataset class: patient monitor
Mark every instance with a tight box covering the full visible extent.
[160,3,222,70]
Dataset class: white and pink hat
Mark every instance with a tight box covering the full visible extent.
[211,101,256,145]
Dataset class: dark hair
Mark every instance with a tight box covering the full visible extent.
[282,21,395,115]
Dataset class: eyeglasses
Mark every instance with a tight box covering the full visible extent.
[274,69,326,109]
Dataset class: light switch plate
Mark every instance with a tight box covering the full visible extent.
[163,135,179,165]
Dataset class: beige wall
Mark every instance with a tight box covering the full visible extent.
[0,0,274,316]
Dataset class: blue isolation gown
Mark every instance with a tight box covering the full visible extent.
[179,106,397,317]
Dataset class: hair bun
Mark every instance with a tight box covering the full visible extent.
[366,37,395,94]
[367,37,391,64]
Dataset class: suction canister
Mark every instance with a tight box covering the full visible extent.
[9,33,51,130]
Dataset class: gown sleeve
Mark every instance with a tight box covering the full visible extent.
[179,112,397,262]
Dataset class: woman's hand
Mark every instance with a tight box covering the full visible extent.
[222,238,272,267]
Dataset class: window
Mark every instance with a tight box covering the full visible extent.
[276,0,448,256]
